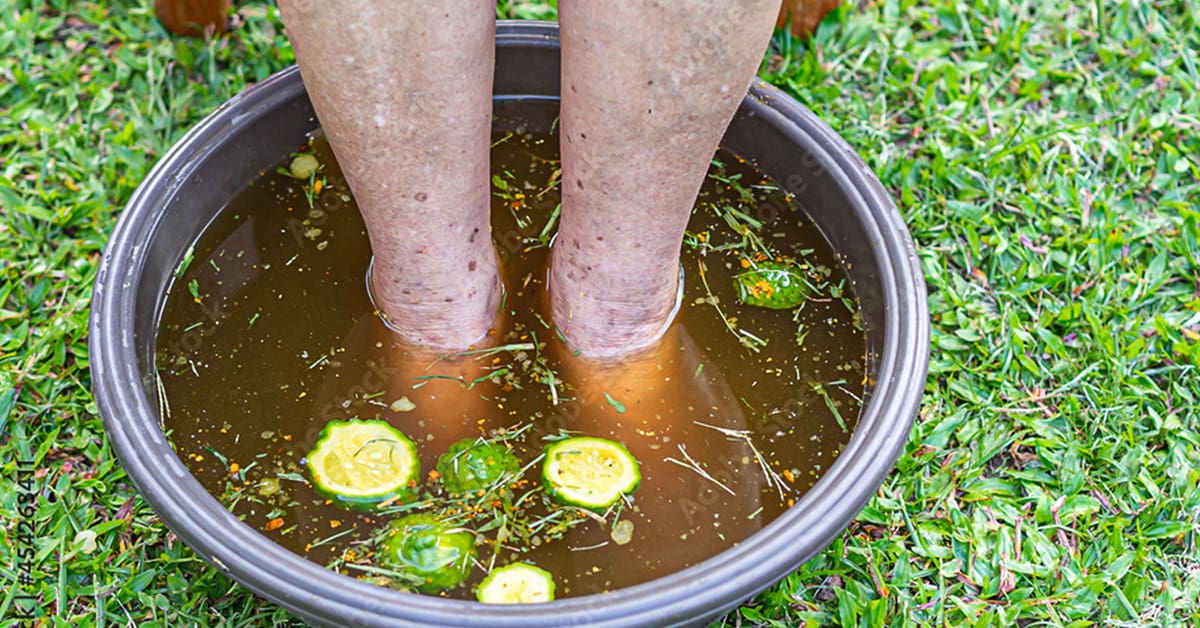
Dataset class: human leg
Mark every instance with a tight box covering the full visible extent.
[279,0,502,349]
[551,0,782,357]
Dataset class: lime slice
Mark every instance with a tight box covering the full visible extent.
[382,514,475,593]
[542,436,640,511]
[477,563,556,604]
[436,438,521,494]
[733,260,809,309]
[306,419,419,509]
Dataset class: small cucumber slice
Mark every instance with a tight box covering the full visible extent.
[542,436,640,511]
[477,563,556,604]
[305,419,419,510]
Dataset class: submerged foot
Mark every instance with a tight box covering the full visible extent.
[305,313,505,472]
[548,322,769,572]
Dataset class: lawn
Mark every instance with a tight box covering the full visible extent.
[2,0,1198,625]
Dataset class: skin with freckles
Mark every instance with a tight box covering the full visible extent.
[551,0,782,357]
[278,0,503,349]
[280,0,781,359]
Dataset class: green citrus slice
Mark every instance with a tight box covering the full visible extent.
[436,438,521,494]
[477,563,556,604]
[542,436,640,511]
[381,514,475,593]
[305,419,419,509]
[733,260,809,309]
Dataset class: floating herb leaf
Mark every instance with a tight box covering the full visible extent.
[603,392,626,414]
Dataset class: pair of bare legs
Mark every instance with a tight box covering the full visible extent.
[285,5,782,538]
[279,0,781,358]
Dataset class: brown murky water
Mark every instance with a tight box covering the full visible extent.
[156,102,865,599]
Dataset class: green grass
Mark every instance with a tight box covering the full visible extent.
[1,0,1198,625]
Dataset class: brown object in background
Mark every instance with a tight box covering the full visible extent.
[155,0,232,37]
[776,0,841,37]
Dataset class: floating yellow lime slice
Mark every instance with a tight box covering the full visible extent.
[306,419,419,509]
[542,436,640,511]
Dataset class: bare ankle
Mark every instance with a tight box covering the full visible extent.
[368,256,504,349]
[548,260,683,358]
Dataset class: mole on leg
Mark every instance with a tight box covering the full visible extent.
[550,0,782,357]
[278,0,502,349]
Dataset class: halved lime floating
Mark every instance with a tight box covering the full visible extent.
[382,514,475,593]
[436,438,521,494]
[733,260,809,309]
[477,563,556,604]
[542,436,640,511]
[305,419,419,509]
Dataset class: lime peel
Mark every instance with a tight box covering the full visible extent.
[382,514,475,593]
[436,438,521,494]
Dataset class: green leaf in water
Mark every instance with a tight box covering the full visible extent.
[603,392,626,414]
